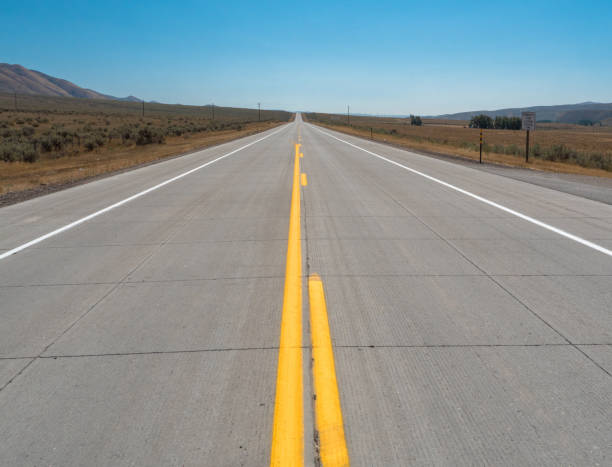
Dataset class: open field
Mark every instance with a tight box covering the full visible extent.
[304,113,612,177]
[0,93,292,200]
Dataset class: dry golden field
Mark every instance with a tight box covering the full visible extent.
[0,121,283,201]
[0,93,291,201]
[304,113,612,177]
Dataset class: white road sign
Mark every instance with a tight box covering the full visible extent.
[522,111,536,131]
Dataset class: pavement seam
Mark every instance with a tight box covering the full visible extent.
[3,273,611,288]
[7,347,281,359]
[299,144,323,466]
[332,343,610,348]
[3,343,612,361]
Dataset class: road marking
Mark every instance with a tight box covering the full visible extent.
[312,126,612,259]
[301,174,308,186]
[270,142,303,466]
[309,274,350,467]
[300,152,304,158]
[0,125,288,261]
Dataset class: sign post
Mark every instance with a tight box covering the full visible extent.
[521,112,536,163]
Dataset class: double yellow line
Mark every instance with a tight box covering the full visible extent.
[270,142,349,467]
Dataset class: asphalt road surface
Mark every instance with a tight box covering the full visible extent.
[1,114,611,466]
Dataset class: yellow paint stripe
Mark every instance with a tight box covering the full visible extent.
[300,152,304,158]
[309,274,350,467]
[301,173,307,186]
[270,143,303,466]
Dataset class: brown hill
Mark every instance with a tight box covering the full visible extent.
[0,63,126,100]
[436,102,612,124]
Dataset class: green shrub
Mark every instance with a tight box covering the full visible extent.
[469,114,494,129]
[83,139,96,151]
[506,144,522,156]
[21,126,35,137]
[136,127,165,145]
[0,141,38,162]
[494,116,521,130]
[410,115,423,126]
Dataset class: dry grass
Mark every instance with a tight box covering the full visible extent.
[305,113,612,178]
[0,93,292,198]
[0,121,283,195]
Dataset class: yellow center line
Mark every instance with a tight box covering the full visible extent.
[309,274,350,467]
[301,173,307,186]
[270,142,303,466]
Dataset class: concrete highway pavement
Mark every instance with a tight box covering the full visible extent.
[1,113,611,465]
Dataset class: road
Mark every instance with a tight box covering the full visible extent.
[1,114,611,466]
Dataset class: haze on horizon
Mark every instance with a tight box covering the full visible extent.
[2,0,611,115]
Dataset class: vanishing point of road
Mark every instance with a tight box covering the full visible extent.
[1,114,611,466]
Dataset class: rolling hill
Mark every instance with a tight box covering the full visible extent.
[436,102,612,124]
[0,63,139,101]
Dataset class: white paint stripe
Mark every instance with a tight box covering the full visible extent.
[0,125,289,260]
[311,125,612,258]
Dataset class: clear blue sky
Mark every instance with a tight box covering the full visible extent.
[2,0,611,115]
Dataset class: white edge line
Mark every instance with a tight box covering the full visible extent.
[0,124,290,260]
[310,124,612,258]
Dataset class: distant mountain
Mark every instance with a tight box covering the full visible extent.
[117,95,143,102]
[0,63,139,102]
[435,102,612,124]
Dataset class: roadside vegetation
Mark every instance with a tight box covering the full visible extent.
[410,115,423,126]
[304,112,612,175]
[0,112,253,163]
[0,93,292,200]
[469,114,522,130]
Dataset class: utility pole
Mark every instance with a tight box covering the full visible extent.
[347,105,350,125]
[14,92,17,111]
[211,103,215,120]
[258,102,261,122]
[141,100,144,117]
